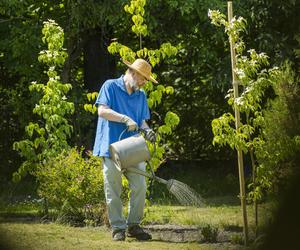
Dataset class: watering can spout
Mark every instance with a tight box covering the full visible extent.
[154,176,168,185]
[126,167,168,185]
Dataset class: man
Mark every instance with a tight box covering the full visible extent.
[93,58,157,241]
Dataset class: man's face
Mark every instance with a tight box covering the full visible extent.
[133,71,147,87]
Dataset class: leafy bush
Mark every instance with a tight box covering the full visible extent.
[201,224,219,243]
[36,147,106,225]
[253,62,300,195]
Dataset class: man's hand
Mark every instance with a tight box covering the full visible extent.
[144,128,156,143]
[120,115,138,131]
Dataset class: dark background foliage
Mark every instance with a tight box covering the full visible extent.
[0,0,299,187]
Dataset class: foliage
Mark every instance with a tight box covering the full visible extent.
[143,0,233,160]
[110,1,181,171]
[209,9,300,202]
[1,0,300,198]
[252,62,300,196]
[241,0,300,65]
[0,0,126,183]
[13,20,74,181]
[124,0,148,37]
[201,224,219,243]
[0,86,24,180]
[37,147,105,225]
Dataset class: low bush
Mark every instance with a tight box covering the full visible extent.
[201,223,219,243]
[36,147,105,225]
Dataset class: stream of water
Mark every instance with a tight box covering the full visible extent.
[167,179,206,207]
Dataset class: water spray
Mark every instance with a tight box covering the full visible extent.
[109,129,205,207]
[126,167,205,206]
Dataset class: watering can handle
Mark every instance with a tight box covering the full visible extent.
[118,127,145,141]
[118,128,127,141]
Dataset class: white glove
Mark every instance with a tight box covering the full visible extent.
[120,115,138,131]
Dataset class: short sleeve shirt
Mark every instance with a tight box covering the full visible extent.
[92,75,150,157]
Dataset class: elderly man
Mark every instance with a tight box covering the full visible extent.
[93,58,156,241]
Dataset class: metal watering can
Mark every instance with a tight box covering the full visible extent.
[110,129,150,171]
[109,128,168,185]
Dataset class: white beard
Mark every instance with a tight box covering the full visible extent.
[129,78,139,92]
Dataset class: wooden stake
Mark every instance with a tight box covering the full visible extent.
[227,1,249,245]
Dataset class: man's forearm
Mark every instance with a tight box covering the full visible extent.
[98,106,124,122]
[98,105,139,132]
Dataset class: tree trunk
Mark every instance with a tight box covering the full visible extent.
[62,37,82,84]
[83,28,116,92]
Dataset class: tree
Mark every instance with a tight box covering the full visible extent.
[13,20,74,181]
[209,5,300,241]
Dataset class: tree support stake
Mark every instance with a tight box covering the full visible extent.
[227,1,249,246]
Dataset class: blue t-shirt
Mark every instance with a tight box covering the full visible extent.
[92,75,150,157]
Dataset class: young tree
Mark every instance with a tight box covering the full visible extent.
[13,20,74,181]
[208,5,284,242]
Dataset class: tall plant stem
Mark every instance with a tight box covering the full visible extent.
[139,33,142,50]
[246,113,258,238]
[250,147,258,237]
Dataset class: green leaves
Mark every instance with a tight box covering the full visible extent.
[86,92,98,102]
[208,9,227,27]
[108,42,136,62]
[210,8,300,203]
[42,20,64,49]
[36,148,105,221]
[25,122,45,137]
[84,104,97,114]
[84,92,98,114]
[158,112,180,135]
[124,0,147,36]
[165,111,180,128]
[39,20,68,67]
[13,20,74,181]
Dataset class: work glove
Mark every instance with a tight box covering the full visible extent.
[120,115,138,131]
[144,128,156,143]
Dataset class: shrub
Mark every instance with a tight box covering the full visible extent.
[36,147,105,225]
[201,224,219,243]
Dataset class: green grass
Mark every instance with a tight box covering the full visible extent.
[0,196,274,249]
[0,168,274,249]
[0,222,242,250]
[143,198,274,231]
[1,195,274,230]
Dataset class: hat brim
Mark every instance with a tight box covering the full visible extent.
[123,59,158,84]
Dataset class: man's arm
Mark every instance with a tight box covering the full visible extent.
[98,104,124,122]
[98,105,138,131]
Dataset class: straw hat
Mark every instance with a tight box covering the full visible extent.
[123,58,158,84]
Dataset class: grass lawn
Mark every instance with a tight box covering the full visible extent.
[0,221,243,250]
[0,196,274,250]
[143,195,274,227]
[0,171,275,249]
